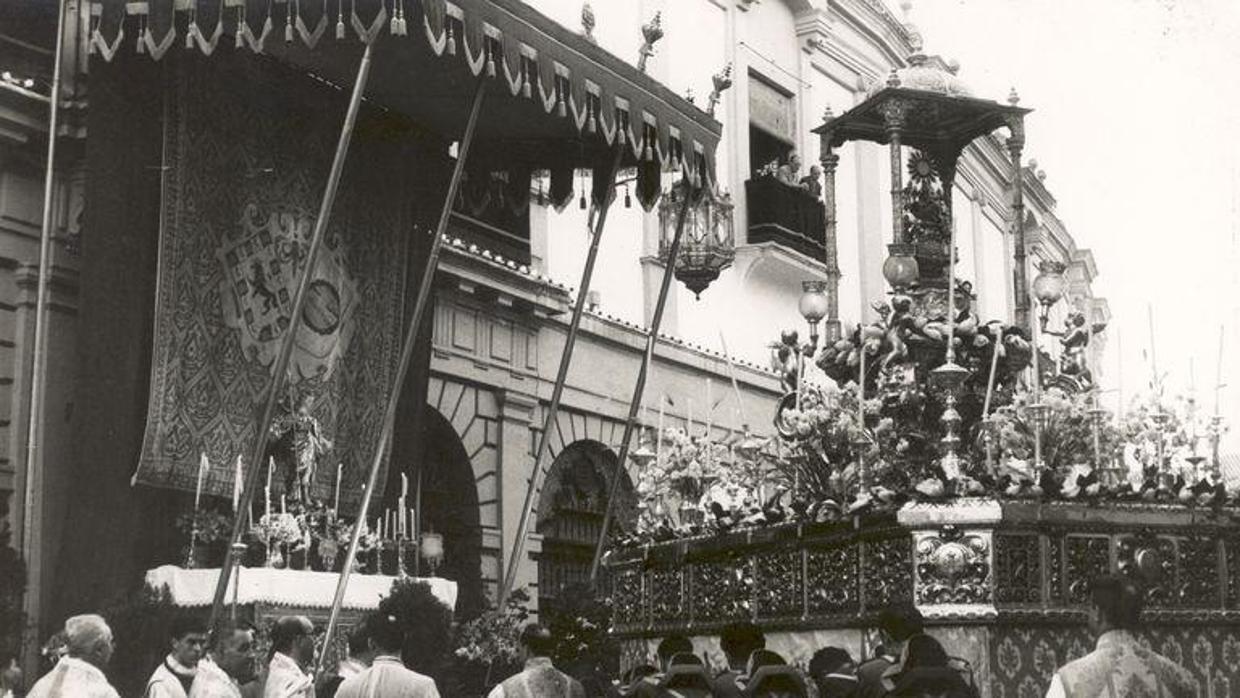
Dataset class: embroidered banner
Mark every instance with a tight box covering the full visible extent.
[135,55,409,509]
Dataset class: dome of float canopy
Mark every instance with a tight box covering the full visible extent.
[870,52,973,99]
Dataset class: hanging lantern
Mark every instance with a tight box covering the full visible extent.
[659,185,735,298]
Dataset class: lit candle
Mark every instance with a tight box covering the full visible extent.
[281,494,286,515]
[334,462,342,514]
[408,507,415,543]
[402,473,409,499]
[233,454,243,512]
[399,497,406,537]
[265,457,274,518]
[656,401,665,467]
[195,453,209,512]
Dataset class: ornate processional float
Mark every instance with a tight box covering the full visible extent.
[601,49,1240,698]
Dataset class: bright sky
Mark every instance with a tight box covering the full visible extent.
[909,0,1240,443]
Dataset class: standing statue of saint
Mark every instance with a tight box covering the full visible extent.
[269,394,332,504]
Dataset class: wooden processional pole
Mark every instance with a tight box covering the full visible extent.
[589,182,695,583]
[208,44,375,628]
[316,79,488,675]
[496,145,625,609]
[22,0,67,666]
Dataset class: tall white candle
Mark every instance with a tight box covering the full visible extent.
[281,494,286,515]
[705,379,713,468]
[656,402,665,467]
[195,453,209,512]
[265,457,274,518]
[334,462,343,514]
[402,472,409,499]
[233,454,243,512]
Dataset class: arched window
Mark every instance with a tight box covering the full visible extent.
[535,441,635,613]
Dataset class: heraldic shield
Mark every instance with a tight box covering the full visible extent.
[218,202,359,382]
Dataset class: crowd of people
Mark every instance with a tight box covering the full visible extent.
[0,574,1198,698]
[612,606,973,698]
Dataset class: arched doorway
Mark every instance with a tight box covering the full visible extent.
[535,440,636,614]
[387,405,485,619]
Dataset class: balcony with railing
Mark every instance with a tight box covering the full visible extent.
[744,175,828,263]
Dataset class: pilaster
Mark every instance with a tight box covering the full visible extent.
[496,389,543,604]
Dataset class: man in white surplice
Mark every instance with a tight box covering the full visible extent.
[262,616,316,698]
[190,621,258,698]
[335,614,440,698]
[487,624,584,698]
[27,614,121,698]
[145,615,208,698]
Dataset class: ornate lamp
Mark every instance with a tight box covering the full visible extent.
[1032,260,1067,331]
[882,243,920,292]
[659,187,736,298]
[420,532,445,576]
[798,281,831,351]
[629,429,657,468]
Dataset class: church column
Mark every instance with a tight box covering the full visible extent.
[496,389,541,604]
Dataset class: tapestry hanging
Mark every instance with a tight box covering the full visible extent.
[134,54,409,509]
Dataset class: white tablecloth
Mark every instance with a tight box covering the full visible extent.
[145,566,458,611]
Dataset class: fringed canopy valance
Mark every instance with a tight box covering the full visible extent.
[87,0,720,208]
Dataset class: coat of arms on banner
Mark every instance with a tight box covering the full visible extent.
[218,203,360,381]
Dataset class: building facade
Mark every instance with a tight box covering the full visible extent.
[0,0,1108,661]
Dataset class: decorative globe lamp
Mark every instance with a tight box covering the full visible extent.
[1032,260,1066,331]
[420,532,445,576]
[882,243,920,292]
[798,280,831,351]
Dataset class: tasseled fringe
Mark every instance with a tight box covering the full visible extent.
[285,0,294,42]
[336,0,345,38]
[447,24,456,55]
[187,20,197,48]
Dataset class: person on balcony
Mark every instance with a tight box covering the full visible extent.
[776,153,803,186]
[145,615,209,698]
[27,615,120,698]
[799,165,823,199]
[1045,576,1195,698]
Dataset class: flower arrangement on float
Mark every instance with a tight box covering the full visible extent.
[612,320,1234,549]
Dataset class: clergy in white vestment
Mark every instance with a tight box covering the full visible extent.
[262,616,316,698]
[190,621,258,698]
[145,615,209,698]
[1045,576,1195,698]
[335,614,440,698]
[27,614,121,698]
[487,624,584,698]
